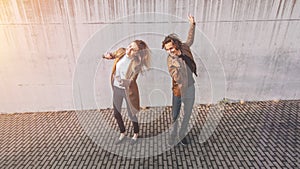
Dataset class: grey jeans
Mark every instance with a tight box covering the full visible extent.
[171,85,195,139]
[113,86,139,133]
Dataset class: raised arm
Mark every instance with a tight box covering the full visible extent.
[102,48,126,60]
[185,15,196,47]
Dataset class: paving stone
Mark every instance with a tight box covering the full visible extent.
[0,100,299,168]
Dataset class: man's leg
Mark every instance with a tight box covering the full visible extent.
[179,85,195,144]
[169,93,182,145]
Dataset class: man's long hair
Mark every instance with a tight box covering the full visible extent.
[161,33,183,50]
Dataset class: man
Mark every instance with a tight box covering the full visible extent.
[162,15,197,146]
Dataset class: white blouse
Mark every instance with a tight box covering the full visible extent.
[114,55,132,89]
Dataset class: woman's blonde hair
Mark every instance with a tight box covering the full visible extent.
[131,40,151,73]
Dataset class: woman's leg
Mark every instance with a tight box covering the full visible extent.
[124,97,139,134]
[113,86,126,133]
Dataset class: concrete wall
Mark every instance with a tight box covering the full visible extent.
[0,0,299,113]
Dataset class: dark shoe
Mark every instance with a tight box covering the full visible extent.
[130,138,138,145]
[115,137,125,145]
[180,137,188,146]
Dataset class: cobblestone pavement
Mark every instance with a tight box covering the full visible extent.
[0,100,299,169]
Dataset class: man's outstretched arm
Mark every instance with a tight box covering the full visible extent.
[185,15,196,47]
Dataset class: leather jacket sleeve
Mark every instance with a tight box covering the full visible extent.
[168,56,187,85]
[110,48,126,59]
[185,22,196,47]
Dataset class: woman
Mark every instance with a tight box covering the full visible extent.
[103,40,151,145]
